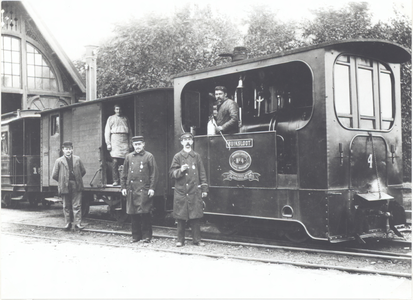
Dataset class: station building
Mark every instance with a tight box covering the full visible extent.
[1,1,86,114]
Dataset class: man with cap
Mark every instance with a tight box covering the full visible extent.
[52,141,86,230]
[169,132,208,247]
[212,86,239,134]
[121,136,158,243]
[105,104,132,186]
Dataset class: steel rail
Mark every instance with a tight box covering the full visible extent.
[4,221,411,261]
[3,230,411,279]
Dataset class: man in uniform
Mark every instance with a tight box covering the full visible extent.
[121,136,158,243]
[213,86,239,134]
[105,104,132,186]
[169,132,208,247]
[52,141,86,230]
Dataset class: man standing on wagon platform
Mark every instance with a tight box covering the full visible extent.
[169,132,208,247]
[105,104,132,186]
[52,141,86,230]
[121,136,158,243]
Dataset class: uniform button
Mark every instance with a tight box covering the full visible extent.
[186,194,188,196]
[140,170,142,172]
[186,183,188,186]
[140,189,142,192]
[131,180,133,183]
[140,180,142,182]
[185,173,188,176]
[131,171,133,173]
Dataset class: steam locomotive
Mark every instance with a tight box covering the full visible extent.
[2,39,410,243]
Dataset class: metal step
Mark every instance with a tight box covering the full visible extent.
[44,197,63,203]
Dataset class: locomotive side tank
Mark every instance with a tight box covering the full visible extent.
[173,39,410,242]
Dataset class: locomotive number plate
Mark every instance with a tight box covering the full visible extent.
[226,139,253,148]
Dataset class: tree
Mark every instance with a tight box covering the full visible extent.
[301,2,373,43]
[95,4,241,97]
[243,4,305,57]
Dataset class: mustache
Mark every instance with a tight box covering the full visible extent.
[185,143,191,146]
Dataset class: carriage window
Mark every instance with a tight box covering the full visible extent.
[334,55,394,130]
[51,115,60,136]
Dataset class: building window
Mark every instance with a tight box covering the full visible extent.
[334,55,394,131]
[1,35,21,88]
[27,43,58,91]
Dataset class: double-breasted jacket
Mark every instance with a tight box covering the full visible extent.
[169,149,208,220]
[121,150,158,214]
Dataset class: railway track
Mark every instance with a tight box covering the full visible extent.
[3,220,411,279]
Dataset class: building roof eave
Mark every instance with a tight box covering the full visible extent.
[21,1,86,93]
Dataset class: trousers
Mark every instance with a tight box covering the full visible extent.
[130,213,152,240]
[62,180,82,225]
[112,157,124,183]
[176,218,201,244]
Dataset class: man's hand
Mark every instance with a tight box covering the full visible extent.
[107,145,112,151]
[180,164,189,172]
[148,189,155,197]
[202,192,208,198]
[216,126,223,132]
[121,189,127,196]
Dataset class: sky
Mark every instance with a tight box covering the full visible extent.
[27,0,412,61]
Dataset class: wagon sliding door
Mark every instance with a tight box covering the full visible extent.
[71,103,102,187]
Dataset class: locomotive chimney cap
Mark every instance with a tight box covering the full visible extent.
[219,46,248,62]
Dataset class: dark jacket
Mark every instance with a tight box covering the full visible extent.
[169,149,208,220]
[121,150,158,214]
[216,98,239,134]
[52,155,86,194]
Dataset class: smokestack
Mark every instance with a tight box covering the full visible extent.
[85,45,98,101]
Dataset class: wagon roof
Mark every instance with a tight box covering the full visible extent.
[1,110,41,125]
[172,39,411,79]
[37,87,173,115]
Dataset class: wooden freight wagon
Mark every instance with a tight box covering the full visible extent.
[39,88,174,219]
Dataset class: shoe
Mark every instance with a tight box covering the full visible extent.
[63,223,71,231]
[176,242,184,247]
[193,242,205,246]
[113,181,119,186]
[74,224,85,230]
[131,238,140,243]
[142,238,151,243]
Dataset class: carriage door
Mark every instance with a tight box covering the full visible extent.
[350,135,387,193]
[44,113,61,186]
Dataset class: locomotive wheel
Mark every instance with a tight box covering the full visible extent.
[29,195,40,207]
[109,197,129,223]
[285,224,309,243]
[42,199,52,208]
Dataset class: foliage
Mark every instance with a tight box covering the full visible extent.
[242,4,305,57]
[95,4,241,97]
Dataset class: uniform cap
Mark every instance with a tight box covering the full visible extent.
[62,141,73,148]
[131,136,144,142]
[180,132,193,140]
